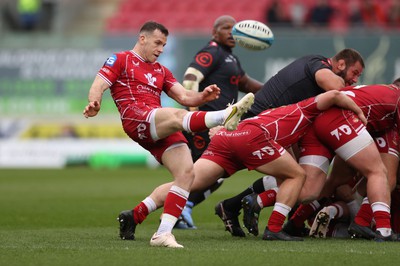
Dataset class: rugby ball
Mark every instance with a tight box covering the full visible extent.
[232,20,274,51]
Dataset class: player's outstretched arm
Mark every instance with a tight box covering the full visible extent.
[315,68,346,91]
[316,90,367,125]
[83,76,110,118]
[168,83,220,107]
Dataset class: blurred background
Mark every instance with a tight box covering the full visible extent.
[0,0,399,169]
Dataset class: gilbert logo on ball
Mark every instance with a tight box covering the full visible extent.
[232,20,274,51]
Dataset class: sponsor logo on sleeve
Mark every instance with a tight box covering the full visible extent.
[105,54,117,66]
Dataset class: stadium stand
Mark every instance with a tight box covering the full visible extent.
[105,0,268,34]
[2,0,395,36]
[104,0,397,35]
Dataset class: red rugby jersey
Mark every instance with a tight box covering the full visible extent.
[97,50,177,112]
[340,84,400,133]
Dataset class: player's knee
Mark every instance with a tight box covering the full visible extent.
[293,167,306,184]
[364,162,387,181]
[182,167,195,180]
[298,186,320,203]
[165,109,189,131]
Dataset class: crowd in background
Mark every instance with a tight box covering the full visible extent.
[265,0,400,30]
[3,0,400,34]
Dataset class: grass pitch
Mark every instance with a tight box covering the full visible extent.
[0,167,398,266]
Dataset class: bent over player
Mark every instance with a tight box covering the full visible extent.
[214,48,364,237]
[241,81,400,242]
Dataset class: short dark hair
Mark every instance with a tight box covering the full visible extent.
[393,77,400,87]
[333,48,365,69]
[139,21,169,36]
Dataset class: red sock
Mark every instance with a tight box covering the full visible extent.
[133,202,149,224]
[290,202,319,228]
[331,203,342,218]
[187,111,207,132]
[374,210,391,230]
[268,210,286,232]
[258,190,277,207]
[354,203,373,226]
[163,190,187,218]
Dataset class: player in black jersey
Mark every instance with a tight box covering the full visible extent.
[176,15,263,229]
[216,48,365,238]
[244,50,364,118]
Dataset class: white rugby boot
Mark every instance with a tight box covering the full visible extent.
[150,232,184,248]
[309,207,331,238]
[223,93,255,131]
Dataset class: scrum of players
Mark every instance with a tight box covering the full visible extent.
[174,18,400,242]
[170,18,400,242]
[204,64,400,242]
[179,22,400,241]
[200,68,400,242]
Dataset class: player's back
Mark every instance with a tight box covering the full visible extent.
[243,97,320,147]
[341,84,400,132]
[249,55,329,116]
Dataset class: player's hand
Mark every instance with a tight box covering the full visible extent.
[356,111,367,125]
[202,84,220,102]
[209,126,223,139]
[83,101,101,118]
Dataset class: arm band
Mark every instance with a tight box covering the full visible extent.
[182,67,204,92]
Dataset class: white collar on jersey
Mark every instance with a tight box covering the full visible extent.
[130,50,158,64]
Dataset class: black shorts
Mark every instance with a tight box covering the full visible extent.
[183,130,210,162]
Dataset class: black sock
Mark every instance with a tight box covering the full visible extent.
[188,180,224,206]
[251,177,266,194]
[223,186,254,213]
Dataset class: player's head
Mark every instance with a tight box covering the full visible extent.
[332,48,365,86]
[212,15,236,48]
[135,21,169,63]
[392,77,400,87]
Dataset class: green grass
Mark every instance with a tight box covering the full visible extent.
[0,167,398,266]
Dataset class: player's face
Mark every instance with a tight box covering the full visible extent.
[213,20,236,48]
[340,61,363,86]
[140,29,167,63]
